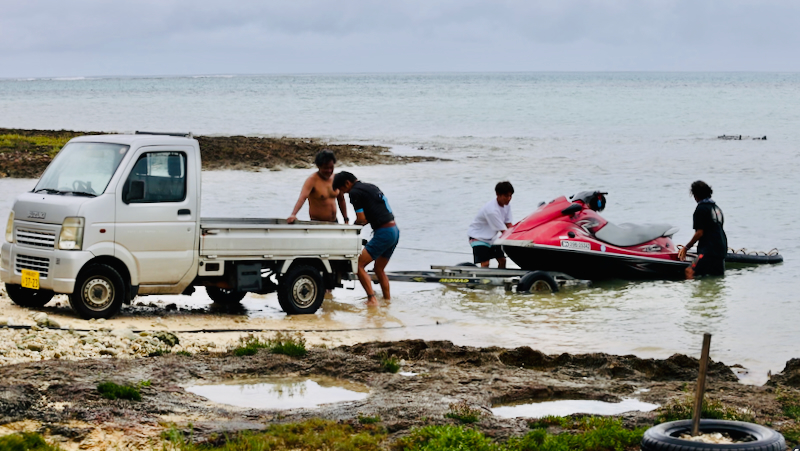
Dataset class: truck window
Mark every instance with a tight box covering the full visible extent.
[122,151,187,203]
[35,142,129,196]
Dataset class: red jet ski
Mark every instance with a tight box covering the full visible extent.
[495,191,691,280]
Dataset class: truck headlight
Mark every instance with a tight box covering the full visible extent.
[58,217,85,250]
[4,211,13,243]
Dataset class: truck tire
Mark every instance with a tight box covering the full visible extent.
[206,286,247,304]
[6,284,55,308]
[278,265,325,315]
[516,271,559,293]
[69,264,126,319]
[641,420,785,451]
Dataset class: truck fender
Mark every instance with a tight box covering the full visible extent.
[279,258,332,275]
[279,259,295,275]
[85,242,140,286]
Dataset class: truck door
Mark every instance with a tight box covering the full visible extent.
[115,146,197,285]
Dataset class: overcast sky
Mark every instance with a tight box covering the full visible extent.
[1,0,799,78]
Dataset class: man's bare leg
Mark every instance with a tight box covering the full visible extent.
[497,257,507,269]
[356,249,379,305]
[480,261,490,268]
[685,266,695,280]
[373,256,391,300]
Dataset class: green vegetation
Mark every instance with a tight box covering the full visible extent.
[156,415,648,451]
[97,381,142,401]
[506,417,646,451]
[0,432,63,451]
[0,134,71,157]
[527,415,571,429]
[444,400,483,424]
[232,332,307,357]
[358,414,382,425]
[780,424,800,448]
[380,353,401,373]
[175,351,192,357]
[777,390,800,420]
[392,425,499,451]
[393,417,645,451]
[161,418,386,450]
[656,395,754,423]
[148,348,169,357]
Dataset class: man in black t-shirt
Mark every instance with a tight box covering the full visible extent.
[678,180,727,279]
[333,171,399,306]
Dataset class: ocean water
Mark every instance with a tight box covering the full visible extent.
[1,72,798,384]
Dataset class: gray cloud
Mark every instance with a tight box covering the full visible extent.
[1,0,799,77]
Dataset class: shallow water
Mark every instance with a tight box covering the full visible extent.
[1,73,798,385]
[184,375,369,409]
[491,398,659,418]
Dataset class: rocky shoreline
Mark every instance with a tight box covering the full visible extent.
[1,288,800,449]
[0,128,440,178]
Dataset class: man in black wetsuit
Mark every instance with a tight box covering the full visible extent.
[678,180,727,279]
[333,171,399,306]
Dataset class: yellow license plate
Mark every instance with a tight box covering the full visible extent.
[21,269,40,290]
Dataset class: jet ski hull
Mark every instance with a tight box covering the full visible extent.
[502,242,689,280]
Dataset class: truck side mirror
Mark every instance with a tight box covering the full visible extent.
[125,180,145,203]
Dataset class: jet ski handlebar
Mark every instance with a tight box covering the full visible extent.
[568,191,608,212]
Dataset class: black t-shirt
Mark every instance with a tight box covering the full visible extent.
[693,200,727,258]
[349,181,394,229]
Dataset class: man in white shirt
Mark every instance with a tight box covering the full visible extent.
[467,181,514,268]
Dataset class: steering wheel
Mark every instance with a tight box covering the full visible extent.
[72,180,96,194]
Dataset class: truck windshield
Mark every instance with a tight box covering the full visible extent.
[34,142,129,196]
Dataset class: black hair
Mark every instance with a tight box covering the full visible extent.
[690,180,713,200]
[495,181,514,196]
[333,171,357,190]
[314,149,336,166]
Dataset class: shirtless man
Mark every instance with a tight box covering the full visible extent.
[287,150,348,224]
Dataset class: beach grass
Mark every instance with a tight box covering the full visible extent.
[97,381,142,401]
[0,134,71,156]
[232,332,307,357]
[656,395,754,423]
[0,432,64,451]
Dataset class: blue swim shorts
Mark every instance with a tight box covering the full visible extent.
[365,226,400,260]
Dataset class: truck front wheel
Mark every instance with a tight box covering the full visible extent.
[278,265,325,315]
[6,284,55,308]
[69,264,126,319]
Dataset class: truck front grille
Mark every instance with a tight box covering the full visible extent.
[15,254,50,278]
[16,228,56,249]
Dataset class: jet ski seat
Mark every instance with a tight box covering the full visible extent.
[595,222,679,247]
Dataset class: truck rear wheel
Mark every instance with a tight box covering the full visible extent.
[206,286,247,304]
[6,284,55,308]
[69,264,126,319]
[278,265,325,315]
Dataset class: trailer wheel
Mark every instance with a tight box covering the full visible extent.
[69,264,126,319]
[278,265,325,315]
[6,284,55,308]
[517,271,559,293]
[206,287,247,304]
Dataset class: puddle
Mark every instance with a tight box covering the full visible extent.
[491,398,659,418]
[185,375,369,409]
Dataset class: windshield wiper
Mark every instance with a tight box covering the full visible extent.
[34,188,66,195]
[65,191,97,197]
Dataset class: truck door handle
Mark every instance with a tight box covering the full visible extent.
[178,209,191,215]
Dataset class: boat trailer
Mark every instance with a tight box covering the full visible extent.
[354,265,591,293]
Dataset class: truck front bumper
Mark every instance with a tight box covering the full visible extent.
[0,242,94,294]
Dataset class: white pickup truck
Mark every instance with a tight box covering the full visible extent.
[1,132,362,319]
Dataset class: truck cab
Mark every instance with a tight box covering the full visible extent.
[1,133,362,319]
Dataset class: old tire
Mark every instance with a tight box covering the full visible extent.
[6,284,55,308]
[516,271,559,293]
[278,265,325,315]
[69,264,126,319]
[641,420,785,451]
[206,287,247,304]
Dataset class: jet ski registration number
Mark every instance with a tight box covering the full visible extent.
[561,240,591,251]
